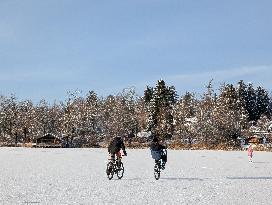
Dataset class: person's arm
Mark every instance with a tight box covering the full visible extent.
[160,144,166,150]
[150,143,154,150]
[121,141,127,156]
[107,143,111,153]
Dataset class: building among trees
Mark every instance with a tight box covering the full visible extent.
[35,133,62,148]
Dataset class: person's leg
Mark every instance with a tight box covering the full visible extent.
[248,155,252,162]
[155,159,161,168]
[160,156,165,169]
[107,153,115,175]
[116,151,122,167]
[110,153,115,161]
[161,154,167,163]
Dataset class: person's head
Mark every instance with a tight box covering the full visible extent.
[115,136,124,142]
[152,136,159,143]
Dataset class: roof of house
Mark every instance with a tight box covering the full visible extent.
[36,133,61,142]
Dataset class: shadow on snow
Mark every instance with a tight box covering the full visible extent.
[227,176,272,180]
[160,177,205,181]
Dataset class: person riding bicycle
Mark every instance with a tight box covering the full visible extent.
[108,136,127,167]
[150,136,167,170]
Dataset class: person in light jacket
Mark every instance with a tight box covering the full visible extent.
[248,144,253,163]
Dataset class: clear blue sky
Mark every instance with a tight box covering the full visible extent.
[0,0,272,103]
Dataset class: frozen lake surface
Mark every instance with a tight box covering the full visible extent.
[1,147,272,205]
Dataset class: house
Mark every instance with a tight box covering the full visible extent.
[246,135,262,144]
[35,133,62,148]
[239,130,272,149]
[251,131,271,144]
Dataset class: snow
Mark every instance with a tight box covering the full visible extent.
[1,148,272,204]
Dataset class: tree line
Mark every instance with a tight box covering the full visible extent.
[0,80,271,148]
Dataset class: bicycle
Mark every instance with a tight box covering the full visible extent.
[152,149,167,180]
[106,158,124,180]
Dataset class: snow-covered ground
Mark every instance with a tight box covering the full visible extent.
[1,148,272,205]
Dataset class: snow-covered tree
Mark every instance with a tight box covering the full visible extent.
[59,91,84,146]
[134,96,148,133]
[100,87,140,142]
[196,80,216,146]
[82,90,102,144]
[17,100,36,143]
[256,115,271,132]
[269,95,272,119]
[173,92,198,146]
[213,83,248,146]
[33,99,50,137]
[0,95,20,145]
[118,87,139,137]
[0,79,271,149]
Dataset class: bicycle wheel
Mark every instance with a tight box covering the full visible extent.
[116,162,124,179]
[106,161,114,180]
[154,163,160,180]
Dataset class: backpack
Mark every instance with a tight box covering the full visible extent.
[151,150,161,160]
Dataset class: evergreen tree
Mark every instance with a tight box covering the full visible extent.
[256,86,270,120]
[144,80,177,140]
[236,80,247,111]
[144,86,154,104]
[245,83,257,122]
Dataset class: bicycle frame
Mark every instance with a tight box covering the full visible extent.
[153,149,167,180]
[106,158,124,180]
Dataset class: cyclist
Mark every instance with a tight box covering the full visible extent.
[108,136,127,167]
[150,136,167,169]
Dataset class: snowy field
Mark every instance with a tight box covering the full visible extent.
[1,148,272,205]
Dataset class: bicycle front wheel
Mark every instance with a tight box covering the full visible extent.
[154,163,160,180]
[106,161,114,180]
[116,162,124,179]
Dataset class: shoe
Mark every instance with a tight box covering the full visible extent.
[161,162,166,170]
[106,166,112,175]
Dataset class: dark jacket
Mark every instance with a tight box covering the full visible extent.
[150,141,167,162]
[108,137,126,154]
[150,142,166,152]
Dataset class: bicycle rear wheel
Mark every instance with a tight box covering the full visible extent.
[154,163,160,180]
[106,161,114,180]
[116,162,124,179]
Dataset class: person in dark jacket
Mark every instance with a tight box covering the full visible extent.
[108,136,127,166]
[150,136,167,169]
